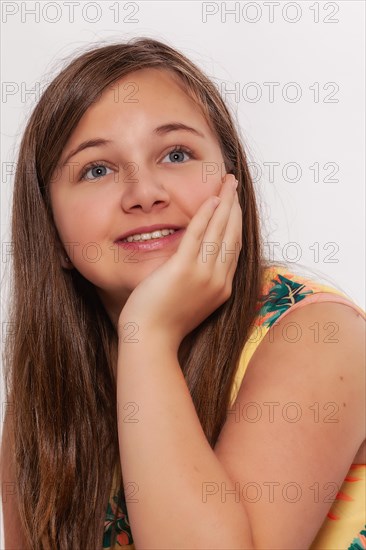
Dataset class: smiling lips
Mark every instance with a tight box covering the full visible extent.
[121,228,177,242]
[115,227,185,251]
[115,223,183,242]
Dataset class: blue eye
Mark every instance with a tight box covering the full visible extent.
[79,162,113,181]
[162,146,194,164]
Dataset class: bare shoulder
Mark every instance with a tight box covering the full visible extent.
[254,300,365,388]
[244,300,365,444]
[214,301,365,549]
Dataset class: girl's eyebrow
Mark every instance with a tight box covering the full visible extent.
[154,122,205,139]
[60,122,205,168]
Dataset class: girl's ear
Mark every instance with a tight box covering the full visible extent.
[56,240,74,270]
[60,254,74,270]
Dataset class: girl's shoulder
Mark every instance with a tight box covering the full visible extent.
[230,264,366,408]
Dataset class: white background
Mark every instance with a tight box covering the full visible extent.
[1,1,365,545]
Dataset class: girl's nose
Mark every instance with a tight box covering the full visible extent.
[119,169,171,213]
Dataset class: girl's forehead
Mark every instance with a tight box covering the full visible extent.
[71,71,209,135]
[95,68,194,109]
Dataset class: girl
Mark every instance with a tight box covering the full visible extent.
[1,37,365,550]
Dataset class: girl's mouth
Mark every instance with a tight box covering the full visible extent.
[115,228,185,251]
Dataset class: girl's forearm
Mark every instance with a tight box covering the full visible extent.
[116,322,254,549]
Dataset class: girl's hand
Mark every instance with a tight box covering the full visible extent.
[118,173,242,351]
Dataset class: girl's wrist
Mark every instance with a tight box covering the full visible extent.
[117,315,181,355]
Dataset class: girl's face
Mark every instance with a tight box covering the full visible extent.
[49,67,227,327]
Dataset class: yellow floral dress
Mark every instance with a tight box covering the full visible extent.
[103,265,366,550]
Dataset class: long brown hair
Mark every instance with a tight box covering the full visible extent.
[3,37,273,548]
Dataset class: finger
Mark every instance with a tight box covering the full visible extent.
[199,174,238,265]
[216,190,242,278]
[204,190,242,304]
[176,192,222,261]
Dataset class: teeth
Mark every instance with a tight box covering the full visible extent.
[122,228,177,242]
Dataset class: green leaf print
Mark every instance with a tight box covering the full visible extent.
[259,274,313,329]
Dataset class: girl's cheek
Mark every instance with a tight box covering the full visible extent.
[200,179,222,198]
